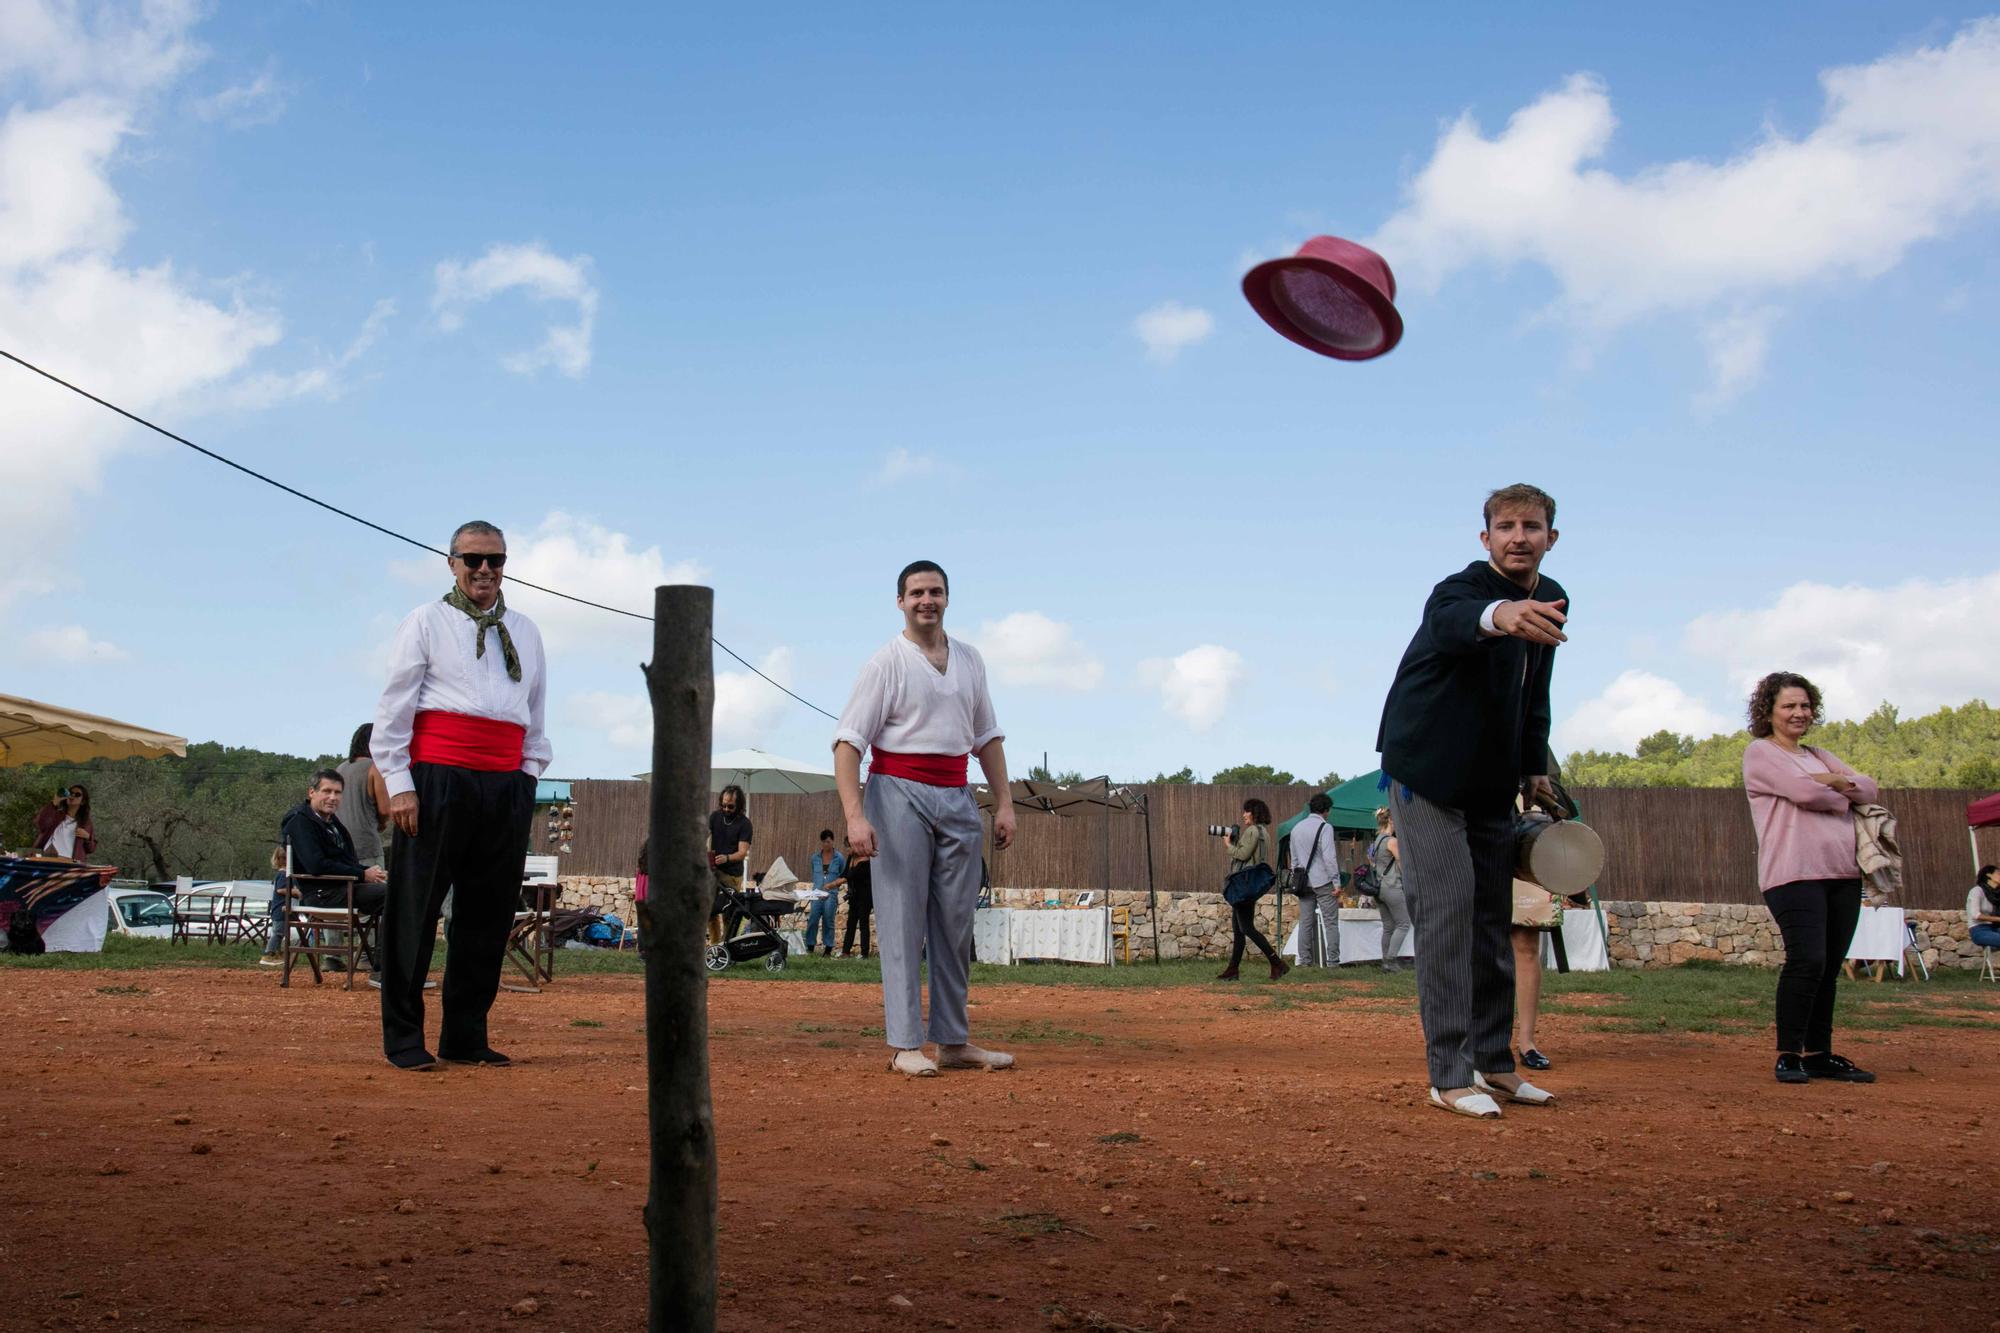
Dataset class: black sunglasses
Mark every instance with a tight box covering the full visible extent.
[452,552,507,570]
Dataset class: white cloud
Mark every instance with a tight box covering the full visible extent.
[1138,644,1245,731]
[449,511,705,656]
[0,2,307,612]
[872,447,941,486]
[1684,569,2000,721]
[1132,299,1214,363]
[19,623,128,663]
[570,689,652,751]
[1373,19,2000,402]
[218,297,395,409]
[570,645,796,755]
[432,241,597,378]
[1556,669,1731,754]
[714,646,794,750]
[969,612,1103,691]
[190,64,285,127]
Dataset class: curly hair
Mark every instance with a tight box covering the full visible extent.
[1746,671,1823,738]
[1242,797,1271,825]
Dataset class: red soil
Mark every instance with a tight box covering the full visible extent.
[1,969,1993,1331]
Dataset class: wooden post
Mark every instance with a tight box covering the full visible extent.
[641,585,717,1333]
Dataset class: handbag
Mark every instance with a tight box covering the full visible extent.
[1290,821,1328,898]
[1223,824,1273,905]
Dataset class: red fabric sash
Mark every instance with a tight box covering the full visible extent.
[411,710,525,772]
[870,749,969,787]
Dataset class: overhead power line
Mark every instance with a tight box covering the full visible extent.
[0,347,838,722]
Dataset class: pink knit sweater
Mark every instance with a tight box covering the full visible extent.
[1742,739,1879,891]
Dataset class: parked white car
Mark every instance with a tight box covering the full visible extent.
[106,887,174,939]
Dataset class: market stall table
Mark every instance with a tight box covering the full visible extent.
[1844,904,1909,979]
[972,907,1111,965]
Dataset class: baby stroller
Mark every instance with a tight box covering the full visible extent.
[705,856,806,972]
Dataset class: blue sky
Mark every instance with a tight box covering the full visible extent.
[3,2,1996,783]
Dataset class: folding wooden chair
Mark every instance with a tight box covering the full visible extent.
[169,893,209,945]
[1109,905,1132,964]
[218,894,262,947]
[501,879,557,993]
[280,845,376,991]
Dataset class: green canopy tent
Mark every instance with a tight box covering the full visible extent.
[1276,770,1385,840]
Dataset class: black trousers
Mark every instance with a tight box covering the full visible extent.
[1766,877,1863,1054]
[1227,898,1279,968]
[380,763,535,1059]
[841,884,873,956]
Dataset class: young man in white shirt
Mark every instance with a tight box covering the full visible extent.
[372,520,551,1071]
[1288,793,1341,967]
[833,560,1017,1077]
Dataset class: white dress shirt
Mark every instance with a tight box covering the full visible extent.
[372,599,551,798]
[1288,812,1340,889]
[832,633,1003,759]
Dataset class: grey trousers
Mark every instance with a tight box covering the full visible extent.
[1377,879,1413,966]
[1295,888,1340,966]
[865,774,983,1050]
[1389,782,1517,1088]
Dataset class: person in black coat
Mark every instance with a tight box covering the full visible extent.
[1375,483,1569,1119]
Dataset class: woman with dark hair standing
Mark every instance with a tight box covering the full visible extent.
[1968,866,2000,952]
[33,783,95,859]
[1743,671,1880,1086]
[1217,797,1287,981]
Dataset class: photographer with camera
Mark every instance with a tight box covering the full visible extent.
[1214,798,1286,981]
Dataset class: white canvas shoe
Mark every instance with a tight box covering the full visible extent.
[1474,1071,1556,1105]
[1428,1086,1502,1118]
[888,1048,939,1077]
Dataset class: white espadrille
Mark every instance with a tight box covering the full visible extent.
[1474,1071,1556,1106]
[1428,1086,1502,1119]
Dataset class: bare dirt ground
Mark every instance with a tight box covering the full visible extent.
[1,968,1994,1332]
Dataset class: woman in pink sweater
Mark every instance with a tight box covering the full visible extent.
[1742,672,1879,1086]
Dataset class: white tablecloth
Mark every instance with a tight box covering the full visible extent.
[42,887,109,953]
[973,908,1111,965]
[1282,903,1609,972]
[1282,908,1414,963]
[1846,905,1907,976]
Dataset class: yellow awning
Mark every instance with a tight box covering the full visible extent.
[0,694,187,767]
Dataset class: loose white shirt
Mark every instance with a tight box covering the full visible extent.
[372,599,552,798]
[47,816,78,859]
[832,633,1003,759]
[1288,812,1340,890]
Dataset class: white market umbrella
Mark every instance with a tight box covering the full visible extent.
[709,747,837,796]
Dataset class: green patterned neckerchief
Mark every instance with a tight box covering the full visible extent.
[442,585,522,682]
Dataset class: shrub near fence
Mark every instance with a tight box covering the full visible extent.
[554,779,1991,912]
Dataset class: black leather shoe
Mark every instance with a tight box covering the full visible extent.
[386,1048,438,1071]
[439,1046,512,1067]
[1520,1048,1552,1071]
[1775,1052,1809,1084]
[1803,1052,1876,1083]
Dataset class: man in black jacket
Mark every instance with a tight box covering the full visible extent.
[281,769,388,975]
[1376,483,1568,1119]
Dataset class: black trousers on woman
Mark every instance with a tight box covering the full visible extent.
[1765,876,1863,1054]
[840,882,873,957]
[1227,898,1280,969]
[380,762,535,1061]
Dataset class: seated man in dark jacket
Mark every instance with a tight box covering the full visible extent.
[281,769,389,976]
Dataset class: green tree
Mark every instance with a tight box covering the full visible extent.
[1563,698,1999,789]
[1147,766,1197,784]
[1314,769,1344,790]
[1026,763,1086,785]
[1209,762,1298,785]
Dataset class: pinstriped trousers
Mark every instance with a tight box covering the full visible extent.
[864,773,984,1050]
[1389,781,1518,1088]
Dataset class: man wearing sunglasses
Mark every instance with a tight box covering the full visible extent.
[372,520,551,1071]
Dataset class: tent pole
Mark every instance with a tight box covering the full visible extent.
[1143,792,1160,965]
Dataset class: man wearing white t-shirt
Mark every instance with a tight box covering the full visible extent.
[834,560,1017,1077]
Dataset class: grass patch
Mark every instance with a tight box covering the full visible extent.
[990,1211,1101,1240]
[570,1018,604,1028]
[1097,1131,1141,1145]
[1001,1018,1102,1046]
[94,984,147,995]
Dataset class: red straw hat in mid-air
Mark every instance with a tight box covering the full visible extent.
[1241,235,1403,361]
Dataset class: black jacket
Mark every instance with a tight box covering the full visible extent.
[281,801,367,880]
[1376,561,1566,814]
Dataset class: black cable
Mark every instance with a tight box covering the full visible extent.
[0,347,838,722]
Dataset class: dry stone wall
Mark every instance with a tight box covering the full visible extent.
[555,877,1990,971]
